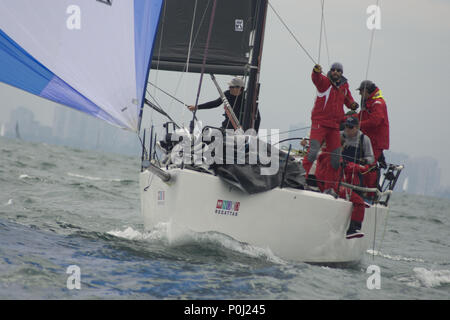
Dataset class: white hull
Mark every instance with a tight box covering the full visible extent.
[140,168,388,264]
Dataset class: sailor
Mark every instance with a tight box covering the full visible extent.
[188,77,261,131]
[341,116,374,167]
[356,80,390,190]
[314,149,370,239]
[314,117,374,239]
[303,63,359,184]
[340,116,375,238]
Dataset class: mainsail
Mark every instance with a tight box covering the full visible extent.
[152,0,268,130]
[152,0,262,76]
[0,0,163,132]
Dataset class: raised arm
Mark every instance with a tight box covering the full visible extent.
[311,65,330,92]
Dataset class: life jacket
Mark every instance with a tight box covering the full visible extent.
[341,133,367,188]
[342,133,366,165]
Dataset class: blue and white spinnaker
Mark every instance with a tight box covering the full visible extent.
[0,0,163,132]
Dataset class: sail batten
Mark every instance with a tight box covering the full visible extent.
[0,0,163,132]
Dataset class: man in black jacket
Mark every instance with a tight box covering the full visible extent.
[188,77,261,131]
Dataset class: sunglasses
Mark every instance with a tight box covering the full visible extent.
[229,86,240,89]
[345,125,355,129]
[331,68,342,73]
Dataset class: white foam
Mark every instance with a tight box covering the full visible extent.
[5,199,13,206]
[412,268,450,288]
[189,231,287,265]
[367,249,425,263]
[67,172,102,181]
[107,226,156,241]
[107,222,172,241]
[172,223,286,264]
[67,172,123,182]
[396,268,450,288]
[107,223,286,264]
[19,174,30,179]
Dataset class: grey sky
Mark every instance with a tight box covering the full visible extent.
[1,0,450,184]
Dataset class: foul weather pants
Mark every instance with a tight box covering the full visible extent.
[302,123,341,174]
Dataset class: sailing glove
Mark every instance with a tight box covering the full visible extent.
[350,102,359,111]
[313,64,322,73]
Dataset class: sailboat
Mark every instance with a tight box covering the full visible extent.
[142,0,403,264]
[0,0,402,264]
[15,121,21,140]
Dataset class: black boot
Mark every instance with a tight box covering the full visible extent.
[346,220,364,239]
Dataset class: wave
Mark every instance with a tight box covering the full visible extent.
[395,268,450,288]
[67,172,128,183]
[107,226,161,241]
[107,224,286,265]
[366,249,425,263]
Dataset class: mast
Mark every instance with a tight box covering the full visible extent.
[242,0,268,131]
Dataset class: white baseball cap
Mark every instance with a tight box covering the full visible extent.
[228,77,245,87]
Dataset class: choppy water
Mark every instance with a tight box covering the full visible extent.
[0,137,449,300]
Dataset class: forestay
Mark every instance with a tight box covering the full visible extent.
[0,0,163,132]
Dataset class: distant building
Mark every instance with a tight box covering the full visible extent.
[52,106,141,155]
[6,106,141,156]
[6,106,54,143]
[384,151,441,196]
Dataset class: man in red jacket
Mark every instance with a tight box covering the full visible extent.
[315,149,369,239]
[356,80,390,190]
[303,63,359,183]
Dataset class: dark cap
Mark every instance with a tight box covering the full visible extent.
[345,116,359,127]
[331,62,343,72]
[357,80,376,93]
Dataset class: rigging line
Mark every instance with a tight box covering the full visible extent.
[257,126,311,139]
[171,0,198,123]
[146,2,212,129]
[365,0,381,80]
[321,3,331,67]
[146,91,183,126]
[185,0,198,75]
[148,82,188,107]
[318,0,325,64]
[138,134,148,162]
[181,0,199,123]
[191,0,218,131]
[163,0,212,122]
[146,0,167,129]
[374,205,390,256]
[248,0,268,130]
[349,0,381,199]
[268,1,317,65]
[372,204,378,260]
[151,1,167,94]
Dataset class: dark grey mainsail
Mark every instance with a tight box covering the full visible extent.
[151,0,261,75]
